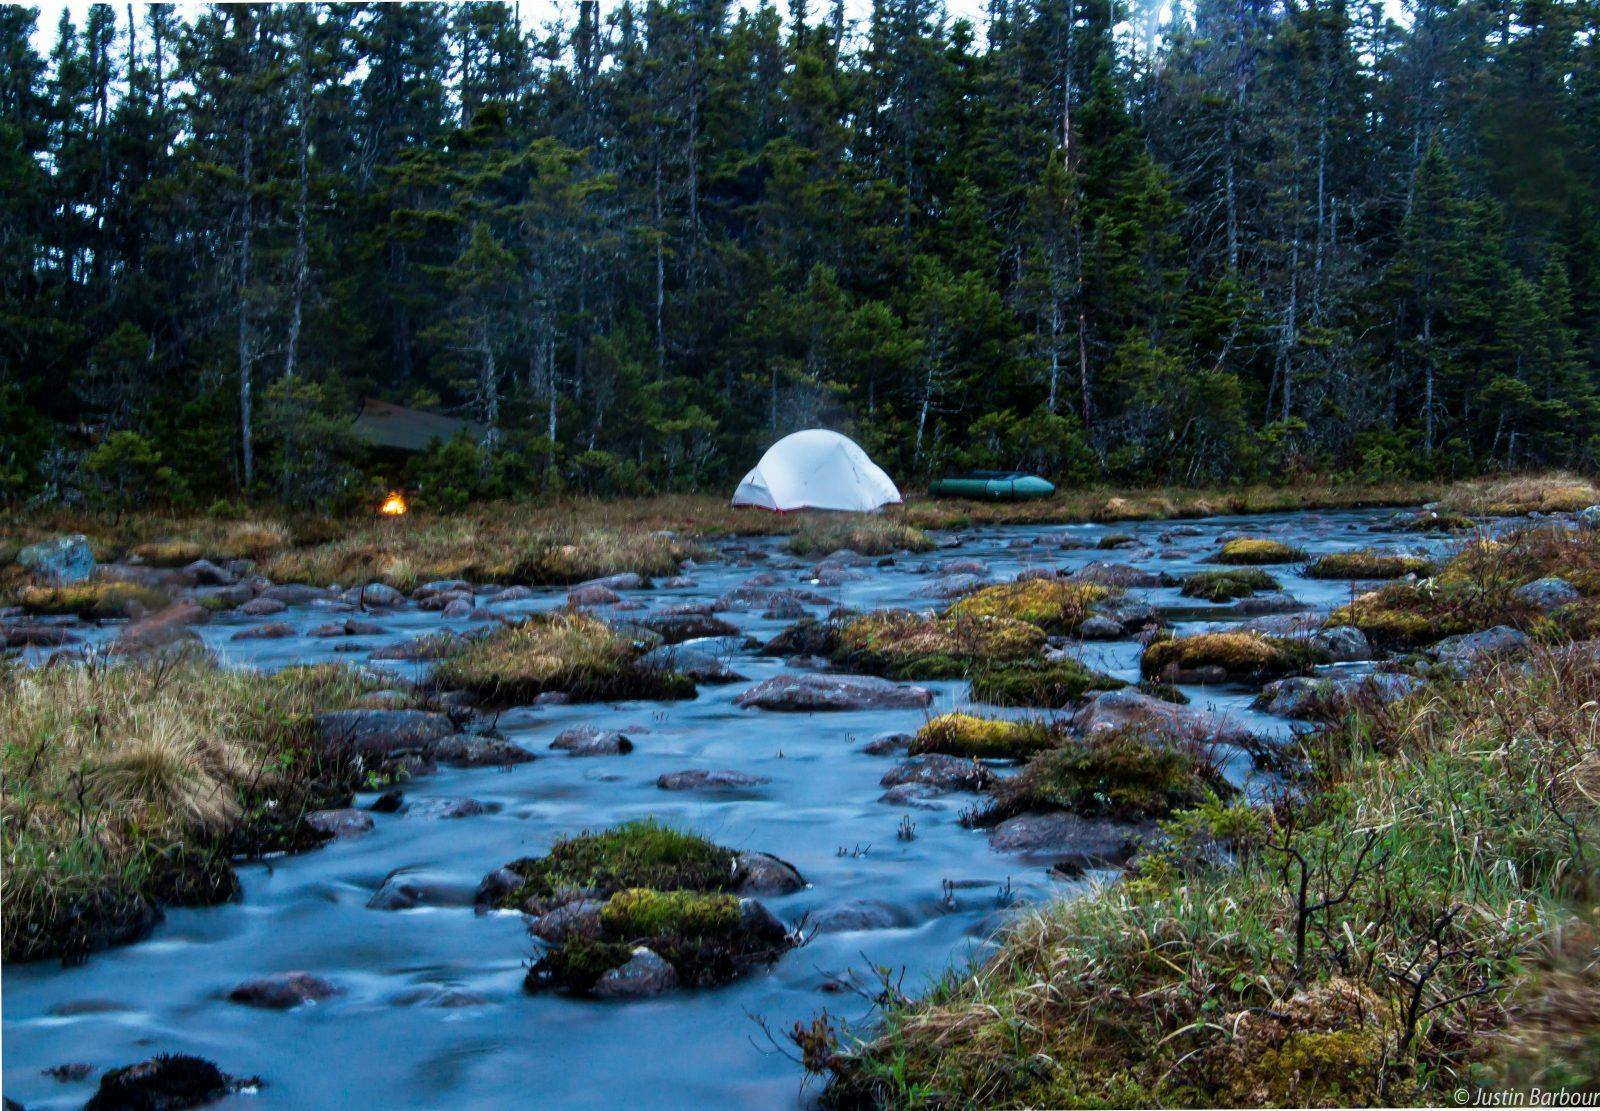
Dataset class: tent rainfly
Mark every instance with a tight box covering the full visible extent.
[731,429,902,513]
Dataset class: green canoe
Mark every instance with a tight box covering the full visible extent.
[927,471,1056,500]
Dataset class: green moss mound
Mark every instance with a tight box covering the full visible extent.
[492,819,736,913]
[1140,632,1322,681]
[970,728,1233,826]
[1305,550,1433,579]
[17,581,168,619]
[833,610,1046,679]
[945,579,1110,633]
[433,612,695,705]
[1180,569,1279,601]
[970,659,1126,708]
[1212,538,1306,565]
[909,713,1057,760]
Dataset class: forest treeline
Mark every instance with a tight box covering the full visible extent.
[2,0,1598,509]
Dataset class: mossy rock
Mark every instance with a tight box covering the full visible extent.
[833,610,1045,680]
[491,819,736,913]
[970,659,1126,708]
[1399,510,1475,533]
[1135,679,1190,704]
[945,579,1110,634]
[1212,538,1306,565]
[1324,583,1495,651]
[1096,533,1137,550]
[1140,631,1322,681]
[909,713,1057,760]
[528,886,791,995]
[433,612,695,705]
[1180,569,1279,601]
[970,728,1233,825]
[1305,550,1433,579]
[17,581,169,619]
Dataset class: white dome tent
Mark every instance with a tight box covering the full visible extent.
[731,429,902,513]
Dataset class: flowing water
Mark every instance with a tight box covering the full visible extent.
[2,507,1472,1109]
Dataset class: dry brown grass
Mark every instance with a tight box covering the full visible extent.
[1439,471,1600,516]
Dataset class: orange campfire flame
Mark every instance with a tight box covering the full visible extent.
[379,491,408,517]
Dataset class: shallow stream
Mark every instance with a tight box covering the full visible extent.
[3,507,1470,1109]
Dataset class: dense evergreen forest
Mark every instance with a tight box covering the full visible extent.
[3,0,1598,510]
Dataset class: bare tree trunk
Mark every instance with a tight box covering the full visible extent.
[238,115,256,487]
[1422,313,1435,455]
[480,322,500,448]
[285,43,311,379]
[1047,297,1061,413]
[1077,310,1091,426]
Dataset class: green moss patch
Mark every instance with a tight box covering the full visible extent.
[491,819,737,913]
[17,581,169,619]
[1212,538,1306,565]
[1305,550,1433,579]
[1140,631,1322,681]
[833,610,1046,679]
[970,659,1126,708]
[1180,569,1279,601]
[909,713,1058,760]
[968,728,1232,826]
[433,612,695,705]
[945,579,1110,633]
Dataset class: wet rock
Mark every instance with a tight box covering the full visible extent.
[85,1054,255,1111]
[659,575,697,589]
[551,726,633,756]
[372,632,463,661]
[489,585,534,603]
[657,769,769,791]
[316,709,456,757]
[1075,615,1125,639]
[474,868,523,907]
[733,851,807,895]
[1073,688,1259,747]
[862,732,913,756]
[44,1061,95,1082]
[592,947,679,999]
[407,797,486,820]
[638,612,740,644]
[181,559,235,586]
[367,874,430,911]
[809,900,903,933]
[986,812,1147,864]
[532,691,570,706]
[762,597,810,620]
[431,734,535,767]
[739,897,789,940]
[18,534,95,583]
[262,583,330,604]
[110,602,207,658]
[762,618,837,657]
[239,596,286,616]
[1253,671,1422,718]
[1015,567,1057,582]
[528,899,604,943]
[343,583,405,608]
[877,783,948,808]
[232,622,294,640]
[227,971,340,1009]
[1578,505,1600,530]
[439,598,473,618]
[305,809,374,839]
[1231,592,1305,615]
[1067,561,1160,588]
[1310,624,1372,662]
[1,622,76,647]
[1425,625,1531,674]
[939,558,990,577]
[639,644,745,684]
[371,789,404,813]
[1515,576,1580,612]
[916,573,985,599]
[735,672,933,712]
[567,583,620,607]
[880,754,993,792]
[577,572,644,592]
[414,579,471,599]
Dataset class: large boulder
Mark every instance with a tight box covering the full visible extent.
[1067,561,1160,588]
[304,809,374,839]
[576,572,644,592]
[638,612,740,644]
[315,709,456,758]
[1252,671,1422,719]
[809,899,903,933]
[85,1054,256,1111]
[17,534,95,583]
[639,644,746,684]
[181,558,235,586]
[1514,576,1581,612]
[735,672,933,712]
[1073,688,1259,747]
[429,735,535,767]
[227,971,340,1009]
[1424,625,1531,675]
[879,754,993,792]
[986,812,1148,869]
[732,851,806,894]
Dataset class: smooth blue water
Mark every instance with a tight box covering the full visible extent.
[1,508,1469,1109]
